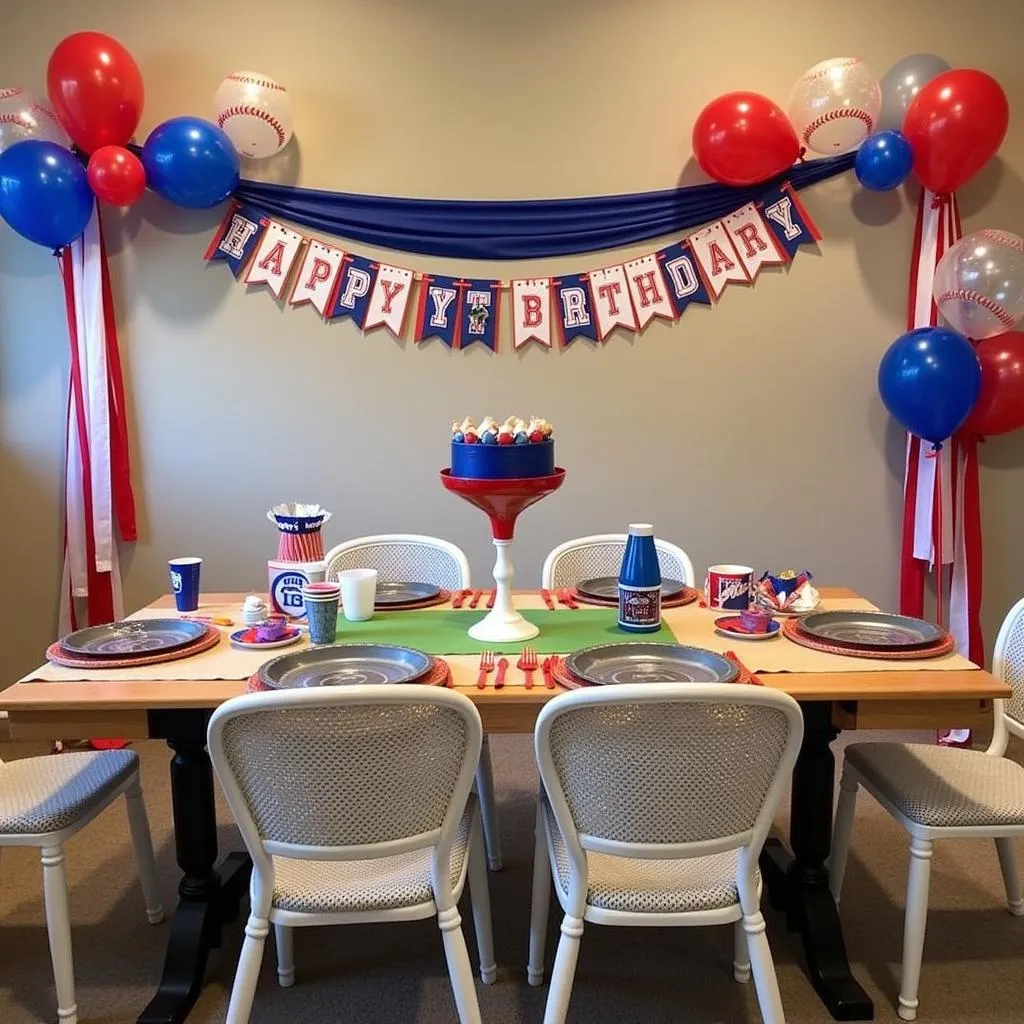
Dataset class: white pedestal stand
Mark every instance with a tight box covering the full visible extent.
[467,540,539,642]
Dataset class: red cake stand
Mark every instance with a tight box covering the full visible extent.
[441,468,565,642]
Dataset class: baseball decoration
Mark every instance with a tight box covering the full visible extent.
[788,57,881,155]
[0,87,70,155]
[215,71,293,159]
[933,230,1024,341]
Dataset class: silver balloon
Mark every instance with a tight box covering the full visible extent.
[877,53,951,131]
[934,230,1024,340]
[0,87,71,155]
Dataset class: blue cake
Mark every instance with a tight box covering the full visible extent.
[451,416,555,480]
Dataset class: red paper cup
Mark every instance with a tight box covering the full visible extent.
[705,564,753,611]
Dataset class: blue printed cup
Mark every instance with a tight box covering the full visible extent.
[169,557,202,612]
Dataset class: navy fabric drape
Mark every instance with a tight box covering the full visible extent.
[234,153,853,259]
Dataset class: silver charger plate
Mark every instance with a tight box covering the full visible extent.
[575,577,687,601]
[374,582,441,606]
[258,643,433,690]
[797,610,944,649]
[565,642,738,686]
[60,618,206,657]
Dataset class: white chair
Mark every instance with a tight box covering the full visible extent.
[0,750,164,1024]
[208,685,496,1024]
[323,533,503,871]
[527,683,803,1024]
[541,533,695,589]
[829,595,1024,1022]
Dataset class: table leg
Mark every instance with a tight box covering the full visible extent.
[760,701,873,1021]
[138,711,251,1024]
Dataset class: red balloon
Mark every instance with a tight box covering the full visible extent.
[87,146,146,206]
[47,32,144,152]
[960,332,1024,437]
[692,92,799,187]
[903,69,1008,194]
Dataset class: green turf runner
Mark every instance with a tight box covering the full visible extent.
[332,608,676,654]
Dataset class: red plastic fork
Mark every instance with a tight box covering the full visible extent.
[476,650,495,689]
[517,645,539,688]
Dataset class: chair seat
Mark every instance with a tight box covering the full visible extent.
[0,749,138,836]
[545,804,751,914]
[271,801,473,914]
[845,742,1024,828]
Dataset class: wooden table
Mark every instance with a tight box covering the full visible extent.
[0,589,1009,1024]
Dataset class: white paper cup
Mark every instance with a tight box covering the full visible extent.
[337,568,378,621]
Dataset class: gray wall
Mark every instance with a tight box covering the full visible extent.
[2,0,1023,683]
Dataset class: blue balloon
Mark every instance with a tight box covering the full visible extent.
[878,326,981,444]
[855,130,914,192]
[141,117,240,209]
[0,140,94,249]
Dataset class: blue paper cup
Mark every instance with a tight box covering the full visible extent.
[169,557,202,612]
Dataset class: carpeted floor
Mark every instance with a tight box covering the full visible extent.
[1,732,1023,1024]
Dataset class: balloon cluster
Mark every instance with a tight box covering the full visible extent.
[0,33,294,251]
[691,54,1008,199]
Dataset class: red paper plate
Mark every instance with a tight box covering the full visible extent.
[247,656,452,692]
[46,624,221,669]
[782,617,955,660]
[547,652,761,689]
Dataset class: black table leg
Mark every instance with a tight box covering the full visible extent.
[760,701,873,1021]
[139,710,251,1024]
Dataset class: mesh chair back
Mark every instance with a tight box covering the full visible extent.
[993,595,1024,730]
[209,687,481,854]
[324,535,470,591]
[537,685,802,852]
[543,535,695,589]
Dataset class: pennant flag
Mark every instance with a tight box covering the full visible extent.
[689,221,749,300]
[623,254,675,330]
[510,278,552,350]
[759,183,822,259]
[587,265,636,340]
[204,202,267,278]
[722,203,788,280]
[328,254,378,326]
[415,274,463,347]
[289,239,345,317]
[554,273,598,346]
[244,219,305,298]
[364,263,415,338]
[461,278,501,351]
[657,241,713,317]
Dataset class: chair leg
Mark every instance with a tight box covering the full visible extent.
[542,914,584,1024]
[829,771,858,903]
[994,837,1024,916]
[897,836,933,1022]
[476,736,502,870]
[743,910,785,1024]
[733,918,751,983]
[468,812,497,983]
[275,924,295,987]
[437,905,483,1024]
[527,801,552,987]
[226,905,271,1024]
[124,778,165,924]
[41,845,78,1024]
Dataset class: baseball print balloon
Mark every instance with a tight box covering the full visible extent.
[0,87,70,155]
[214,71,293,159]
[788,58,881,155]
[934,230,1024,340]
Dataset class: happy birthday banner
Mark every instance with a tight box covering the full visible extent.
[204,183,820,350]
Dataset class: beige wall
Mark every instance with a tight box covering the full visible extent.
[1,0,1023,683]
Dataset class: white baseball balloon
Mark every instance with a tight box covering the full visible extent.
[0,87,71,155]
[934,230,1024,340]
[788,58,881,155]
[214,71,293,159]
